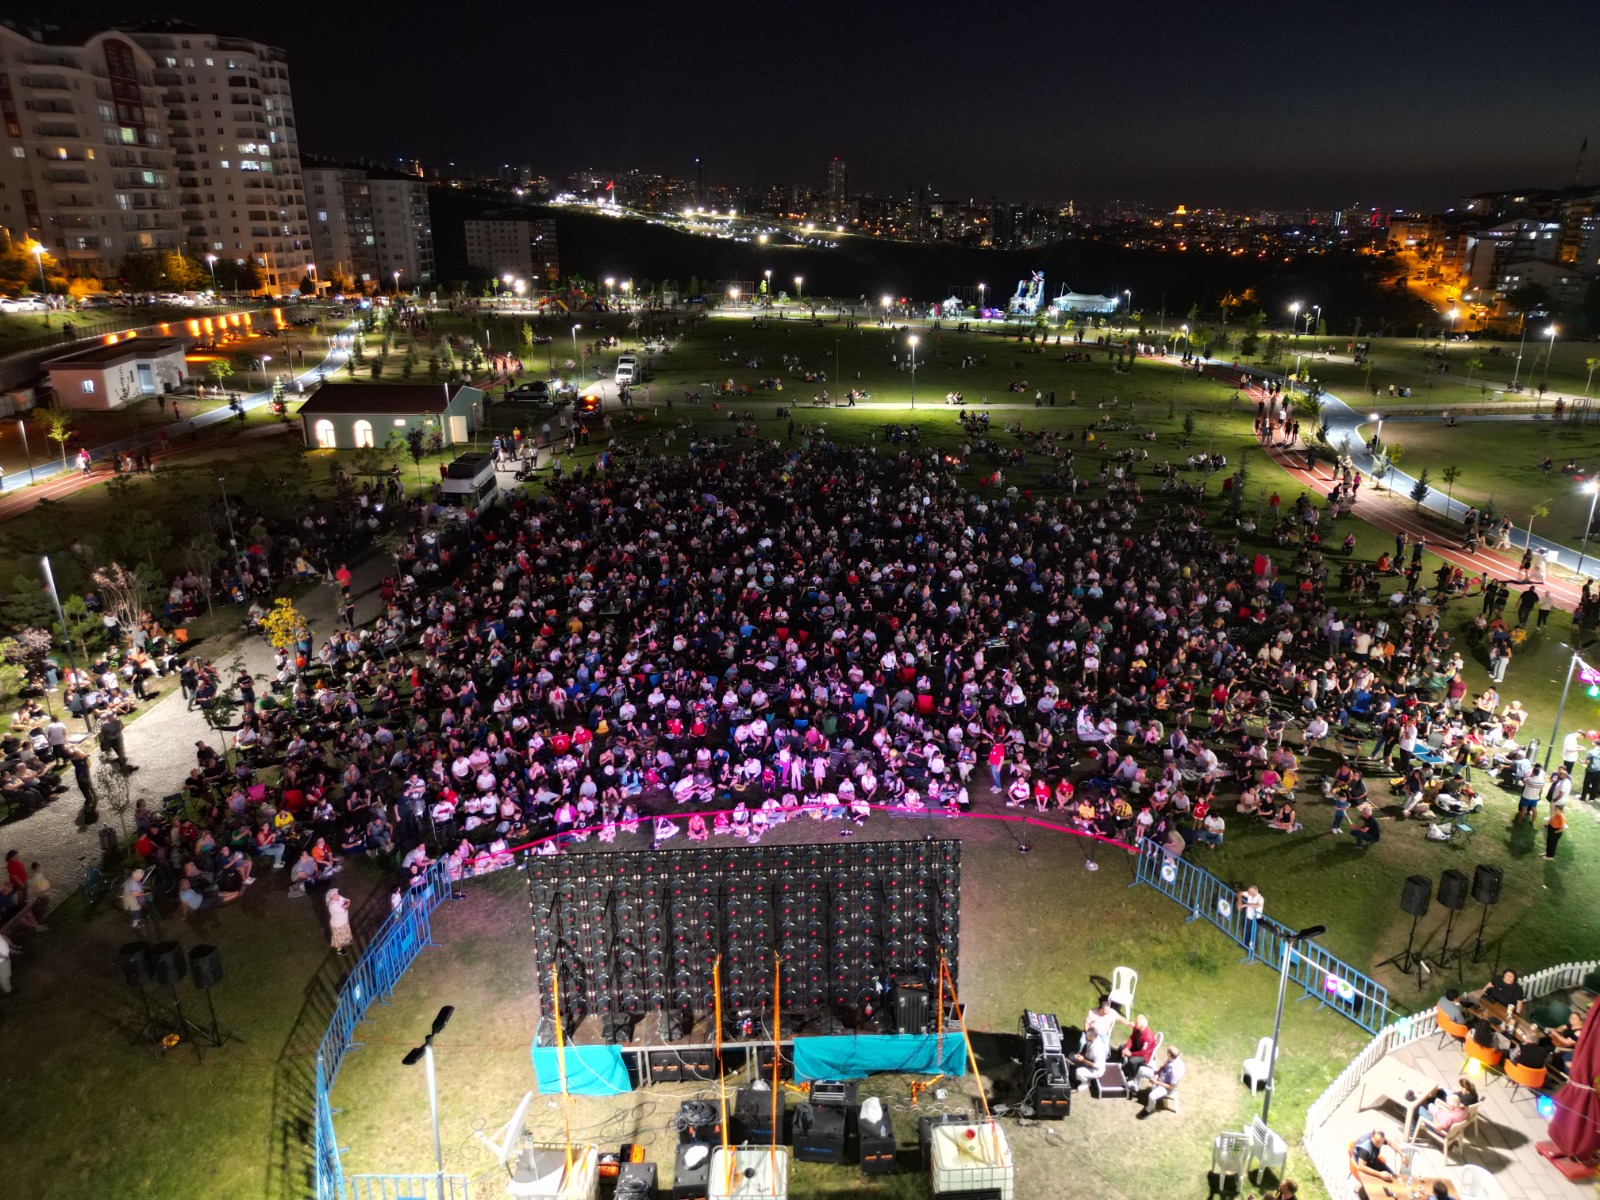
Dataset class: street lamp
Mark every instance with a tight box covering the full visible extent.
[205,253,219,295]
[1446,307,1459,342]
[1544,326,1558,394]
[1369,412,1383,453]
[1312,304,1322,336]
[908,334,918,410]
[977,282,986,313]
[393,270,401,298]
[218,476,239,560]
[1579,481,1600,579]
[794,275,803,300]
[727,286,739,306]
[17,418,34,484]
[31,243,46,297]
[1260,925,1325,1126]
[260,354,271,393]
[40,555,93,733]
[571,323,582,384]
[1511,316,1530,389]
[402,1006,455,1200]
[763,268,771,297]
[1289,301,1301,341]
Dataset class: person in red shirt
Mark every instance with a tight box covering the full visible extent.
[4,850,27,894]
[1119,1014,1158,1070]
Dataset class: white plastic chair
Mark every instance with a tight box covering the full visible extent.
[1458,1164,1494,1200]
[1107,966,1138,1012]
[1242,1036,1276,1092]
[1247,1116,1288,1181]
[1212,1132,1251,1182]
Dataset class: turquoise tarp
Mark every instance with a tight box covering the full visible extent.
[530,1043,631,1096]
[791,1032,967,1082]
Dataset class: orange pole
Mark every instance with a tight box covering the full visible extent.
[770,953,782,1195]
[936,952,946,1065]
[941,958,1001,1161]
[714,956,733,1196]
[550,966,573,1176]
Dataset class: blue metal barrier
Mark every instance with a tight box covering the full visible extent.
[1131,842,1391,1034]
[312,861,470,1200]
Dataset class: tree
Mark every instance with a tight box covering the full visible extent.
[0,627,53,688]
[1239,313,1263,360]
[1410,467,1432,511]
[258,597,309,652]
[1528,499,1551,547]
[1440,465,1462,512]
[298,274,317,296]
[91,562,161,635]
[1262,333,1285,366]
[405,425,427,484]
[1464,356,1484,382]
[234,353,262,389]
[1182,412,1196,441]
[119,253,165,294]
[208,358,235,391]
[40,407,74,465]
[113,508,173,568]
[199,649,247,747]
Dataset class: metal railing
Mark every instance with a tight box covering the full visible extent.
[313,860,469,1200]
[1130,842,1391,1034]
[1299,959,1597,1200]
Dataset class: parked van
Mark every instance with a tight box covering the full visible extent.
[439,452,498,512]
[615,354,639,385]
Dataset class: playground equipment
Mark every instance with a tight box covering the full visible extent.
[1007,271,1046,317]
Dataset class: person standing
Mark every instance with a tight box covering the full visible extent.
[0,929,12,995]
[121,869,148,929]
[98,712,129,767]
[45,716,67,763]
[1545,799,1568,861]
[1239,885,1265,958]
[1583,740,1600,805]
[326,887,353,955]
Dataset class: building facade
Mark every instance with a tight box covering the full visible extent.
[306,162,375,286]
[465,214,557,284]
[0,25,182,271]
[368,174,433,289]
[44,335,189,409]
[124,22,312,295]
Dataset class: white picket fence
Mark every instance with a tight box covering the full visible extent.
[1300,960,1597,1198]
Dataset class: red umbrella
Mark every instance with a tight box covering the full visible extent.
[1545,1007,1600,1167]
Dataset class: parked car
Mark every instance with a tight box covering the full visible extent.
[0,296,47,313]
[505,380,552,404]
[615,354,639,385]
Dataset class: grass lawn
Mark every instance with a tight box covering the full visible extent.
[3,311,1599,1200]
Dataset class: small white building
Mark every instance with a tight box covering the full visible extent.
[44,337,190,411]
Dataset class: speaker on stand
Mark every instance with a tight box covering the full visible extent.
[1434,870,1468,969]
[118,942,165,1050]
[1469,864,1502,964]
[188,944,241,1050]
[1379,875,1431,981]
[149,940,207,1057]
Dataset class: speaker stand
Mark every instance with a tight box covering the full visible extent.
[1470,903,1492,964]
[166,983,211,1061]
[1436,908,1462,968]
[1379,911,1424,975]
[195,987,242,1050]
[128,984,167,1053]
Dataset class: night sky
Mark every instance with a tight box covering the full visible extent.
[45,0,1600,209]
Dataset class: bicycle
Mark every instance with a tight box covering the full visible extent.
[143,861,178,898]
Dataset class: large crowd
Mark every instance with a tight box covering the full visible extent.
[0,425,1572,992]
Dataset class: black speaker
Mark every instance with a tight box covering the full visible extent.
[1472,864,1503,907]
[661,1007,690,1042]
[894,979,930,1035]
[1437,869,1469,912]
[792,1102,847,1165]
[150,940,187,986]
[189,944,223,990]
[602,1011,633,1044]
[1400,875,1432,918]
[118,942,152,987]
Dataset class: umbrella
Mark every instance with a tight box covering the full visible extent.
[1546,1007,1600,1163]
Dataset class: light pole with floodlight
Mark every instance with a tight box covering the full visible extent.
[1260,925,1325,1125]
[794,275,804,301]
[571,324,582,384]
[1543,326,1558,394]
[1579,481,1600,579]
[1289,302,1301,343]
[908,334,918,410]
[17,418,34,484]
[1511,317,1530,389]
[393,270,401,298]
[205,254,219,295]
[402,1006,455,1200]
[977,282,985,314]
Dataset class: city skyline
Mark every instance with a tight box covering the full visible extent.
[34,0,1600,210]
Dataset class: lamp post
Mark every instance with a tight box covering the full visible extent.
[1511,316,1530,389]
[260,354,271,394]
[1579,482,1600,580]
[908,334,918,410]
[794,275,804,301]
[40,555,93,734]
[32,243,46,296]
[1544,651,1587,770]
[1260,925,1325,1126]
[1312,304,1322,336]
[1447,307,1458,344]
[1543,326,1558,395]
[218,477,239,561]
[727,286,739,308]
[17,418,34,485]
[393,270,401,298]
[763,268,771,298]
[571,323,582,384]
[977,282,986,314]
[205,253,219,295]
[1289,302,1301,342]
[402,1006,455,1200]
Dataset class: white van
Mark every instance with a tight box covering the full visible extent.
[439,452,499,511]
[615,354,639,386]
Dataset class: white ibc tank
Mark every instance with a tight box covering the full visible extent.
[506,1143,599,1199]
[708,1147,789,1199]
[929,1121,1014,1200]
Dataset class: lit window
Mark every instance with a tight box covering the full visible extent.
[219,159,230,168]
[80,380,96,394]
[314,420,335,449]
[352,420,374,448]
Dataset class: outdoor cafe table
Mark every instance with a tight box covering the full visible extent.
[1357,1057,1441,1136]
[1474,998,1541,1046]
[1354,1164,1461,1200]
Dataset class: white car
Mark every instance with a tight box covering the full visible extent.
[0,296,47,313]
[615,354,639,385]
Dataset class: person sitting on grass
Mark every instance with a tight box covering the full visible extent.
[176,878,217,919]
[287,852,320,898]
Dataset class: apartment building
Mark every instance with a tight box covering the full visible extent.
[464,213,558,283]
[368,174,433,289]
[306,161,434,292]
[124,21,311,294]
[0,24,181,270]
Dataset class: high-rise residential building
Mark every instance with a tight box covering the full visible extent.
[464,212,558,284]
[0,24,182,271]
[124,21,311,294]
[827,157,848,222]
[306,160,434,291]
[305,162,375,284]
